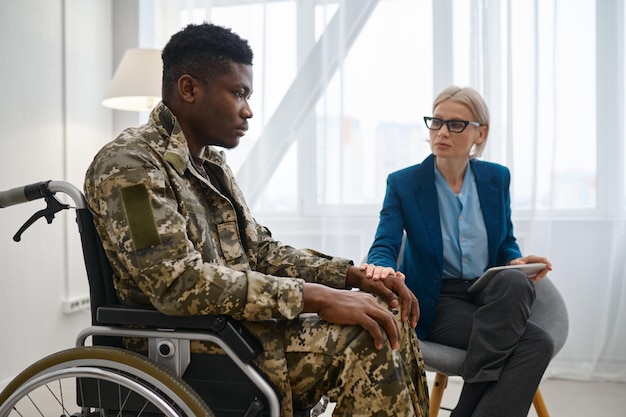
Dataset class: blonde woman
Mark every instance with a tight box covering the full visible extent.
[364,86,553,417]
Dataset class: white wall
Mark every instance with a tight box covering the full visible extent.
[0,0,113,388]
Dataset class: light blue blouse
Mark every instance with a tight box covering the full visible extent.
[434,162,489,279]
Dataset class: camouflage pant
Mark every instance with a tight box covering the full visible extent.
[247,300,430,417]
[125,300,430,416]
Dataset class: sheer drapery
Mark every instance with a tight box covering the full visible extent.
[474,0,625,381]
[145,0,625,382]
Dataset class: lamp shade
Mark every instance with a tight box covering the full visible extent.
[102,48,162,112]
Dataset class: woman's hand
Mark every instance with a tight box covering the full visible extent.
[359,263,402,281]
[509,255,553,281]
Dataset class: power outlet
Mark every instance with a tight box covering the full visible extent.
[62,296,91,314]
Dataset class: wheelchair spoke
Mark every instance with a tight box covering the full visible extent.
[9,407,24,417]
[43,380,72,416]
[26,393,44,416]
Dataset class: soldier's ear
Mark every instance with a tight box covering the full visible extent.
[177,74,197,103]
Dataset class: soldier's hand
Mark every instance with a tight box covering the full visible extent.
[303,283,400,350]
[347,266,419,328]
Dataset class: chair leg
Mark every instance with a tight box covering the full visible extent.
[532,388,549,417]
[429,373,448,417]
[428,376,548,417]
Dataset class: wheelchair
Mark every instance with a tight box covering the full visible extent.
[0,180,329,417]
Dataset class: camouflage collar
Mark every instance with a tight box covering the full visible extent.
[149,103,191,175]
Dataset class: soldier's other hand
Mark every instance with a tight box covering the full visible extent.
[303,283,400,350]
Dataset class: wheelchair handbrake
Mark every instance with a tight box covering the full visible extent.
[0,180,87,242]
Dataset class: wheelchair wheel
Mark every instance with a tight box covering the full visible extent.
[0,346,214,417]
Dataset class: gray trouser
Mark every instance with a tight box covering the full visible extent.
[426,270,555,417]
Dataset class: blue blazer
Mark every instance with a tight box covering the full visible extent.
[367,154,522,339]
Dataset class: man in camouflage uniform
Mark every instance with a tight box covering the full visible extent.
[85,23,429,416]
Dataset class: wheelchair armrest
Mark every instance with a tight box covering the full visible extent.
[96,305,262,363]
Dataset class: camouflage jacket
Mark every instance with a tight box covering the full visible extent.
[84,102,353,321]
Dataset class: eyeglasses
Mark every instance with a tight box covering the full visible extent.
[423,117,480,133]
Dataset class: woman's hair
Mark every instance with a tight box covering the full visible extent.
[161,23,254,102]
[433,85,490,158]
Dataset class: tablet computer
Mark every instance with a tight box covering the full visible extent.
[466,263,547,293]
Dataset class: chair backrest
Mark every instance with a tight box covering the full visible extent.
[75,207,119,323]
[530,277,569,355]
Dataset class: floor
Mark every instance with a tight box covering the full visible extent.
[319,374,626,416]
[5,369,625,415]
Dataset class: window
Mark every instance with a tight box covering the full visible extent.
[149,0,433,214]
[313,0,433,207]
[507,0,597,211]
[144,0,622,216]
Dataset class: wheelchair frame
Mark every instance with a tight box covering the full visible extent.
[0,180,327,417]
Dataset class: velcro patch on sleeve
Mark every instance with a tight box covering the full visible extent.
[120,183,162,250]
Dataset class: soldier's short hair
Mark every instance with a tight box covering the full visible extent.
[161,23,254,102]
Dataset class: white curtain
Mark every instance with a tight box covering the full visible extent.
[476,0,626,381]
[146,0,626,382]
